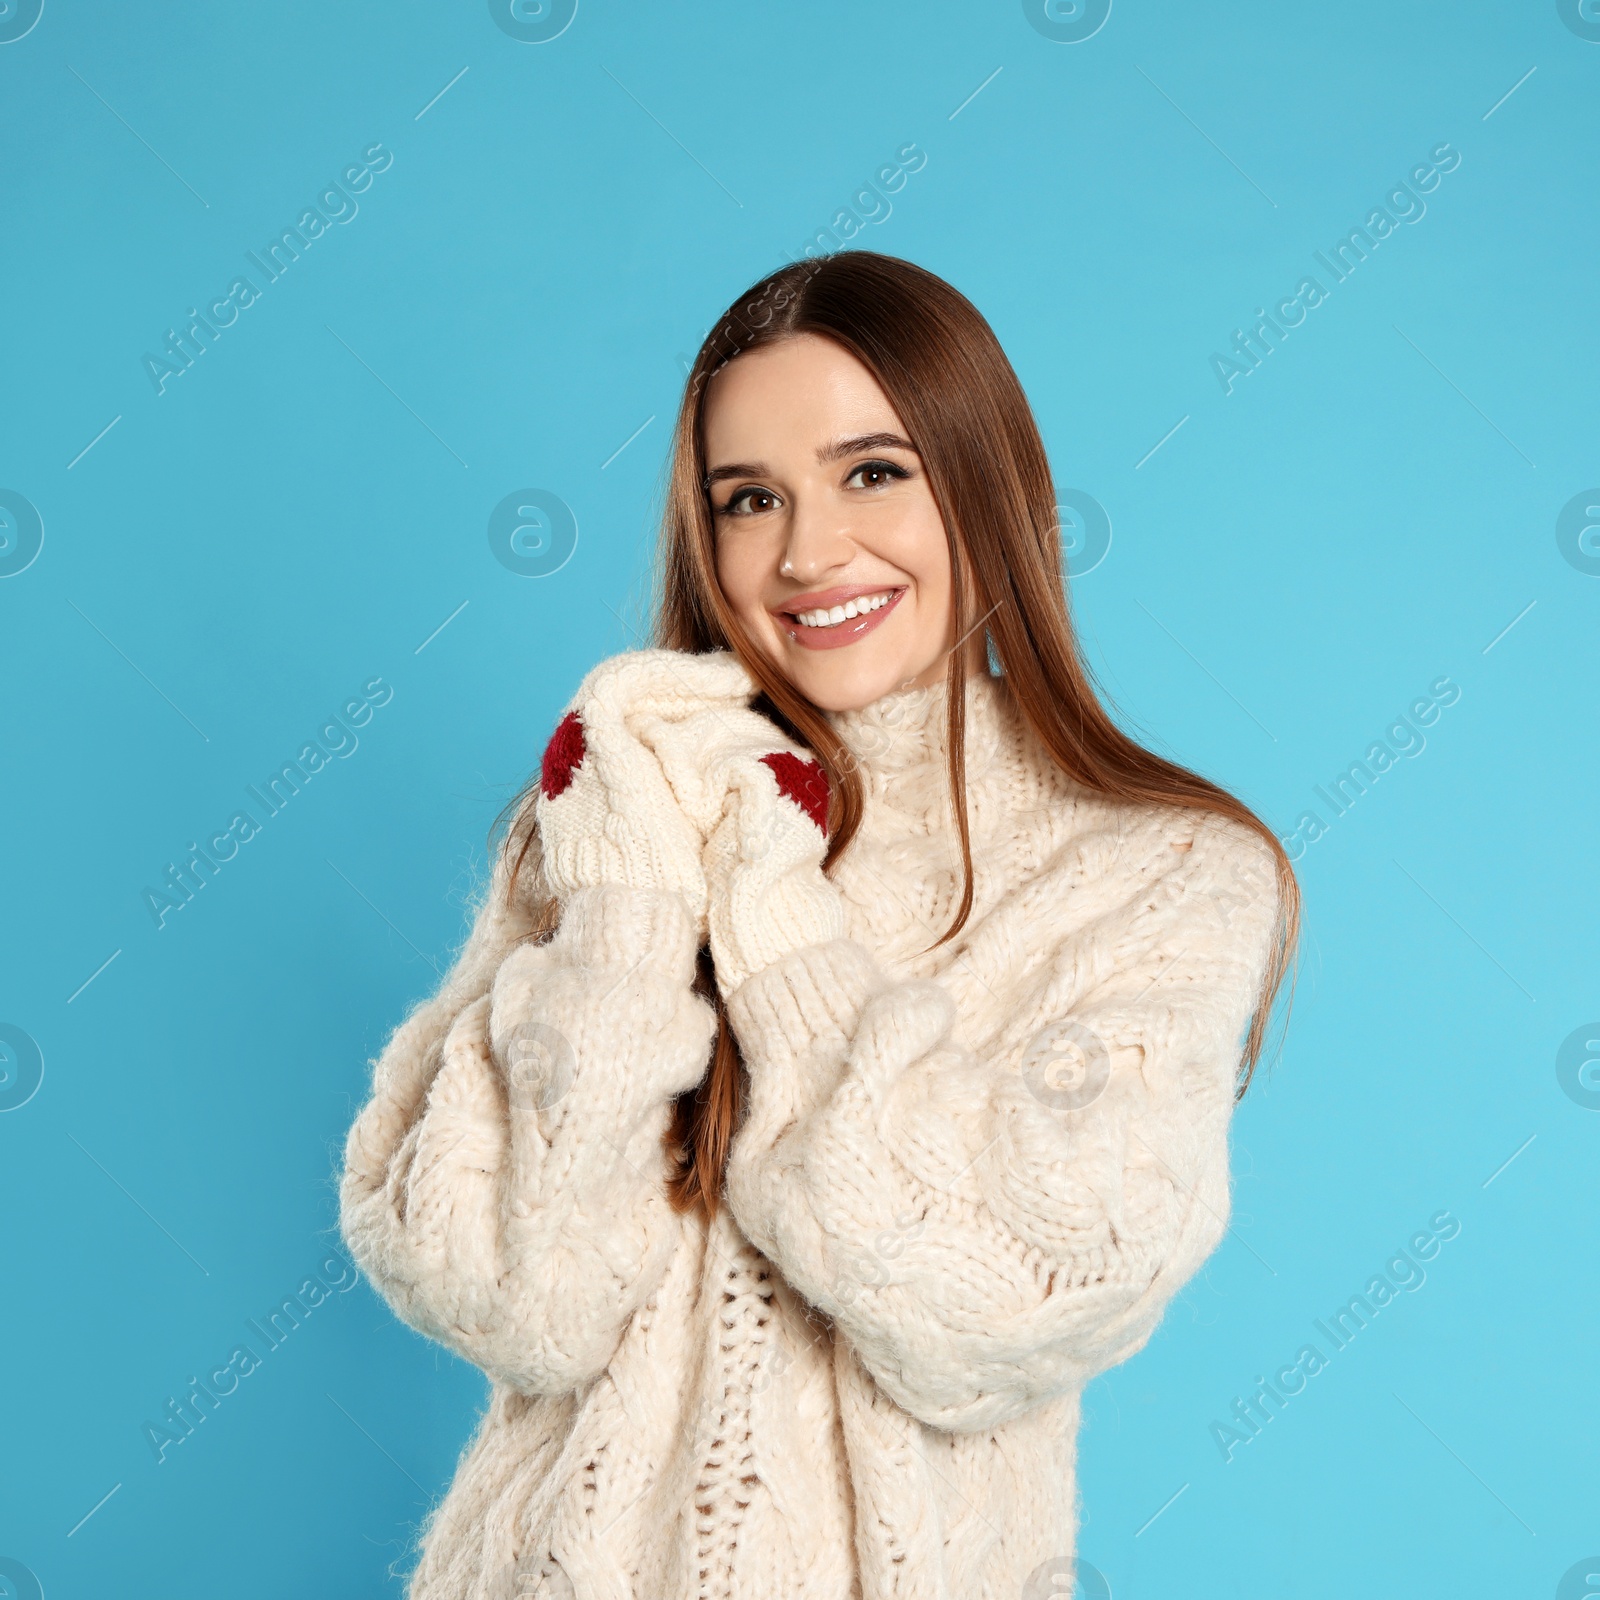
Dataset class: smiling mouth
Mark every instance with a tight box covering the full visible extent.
[775,586,906,651]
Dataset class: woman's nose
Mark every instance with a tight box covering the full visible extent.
[778,501,854,584]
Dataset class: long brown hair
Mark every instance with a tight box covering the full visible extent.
[495,250,1300,1219]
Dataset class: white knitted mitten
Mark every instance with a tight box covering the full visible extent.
[535,649,758,926]
[700,737,846,998]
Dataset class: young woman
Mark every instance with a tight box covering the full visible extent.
[339,251,1300,1600]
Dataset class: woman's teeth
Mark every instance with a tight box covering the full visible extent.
[791,592,896,628]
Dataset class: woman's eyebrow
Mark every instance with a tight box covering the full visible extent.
[704,460,765,487]
[703,432,918,489]
[816,431,917,462]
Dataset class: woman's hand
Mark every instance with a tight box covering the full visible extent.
[534,649,759,928]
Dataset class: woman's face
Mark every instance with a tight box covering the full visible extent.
[702,333,961,713]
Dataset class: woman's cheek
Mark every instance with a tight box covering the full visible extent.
[716,542,775,640]
[713,538,753,608]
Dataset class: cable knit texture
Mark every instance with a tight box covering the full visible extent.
[339,661,1281,1600]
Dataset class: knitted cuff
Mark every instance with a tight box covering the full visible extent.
[725,937,883,1122]
[487,883,714,1118]
[710,871,845,999]
[549,883,702,989]
[537,797,708,921]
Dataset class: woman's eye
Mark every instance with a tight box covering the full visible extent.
[848,460,909,490]
[720,487,780,516]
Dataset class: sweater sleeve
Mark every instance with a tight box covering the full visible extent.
[721,811,1281,1434]
[338,849,716,1398]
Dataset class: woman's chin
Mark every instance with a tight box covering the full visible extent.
[775,650,932,714]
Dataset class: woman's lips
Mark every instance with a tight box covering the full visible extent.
[774,588,906,651]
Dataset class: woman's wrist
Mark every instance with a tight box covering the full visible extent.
[551,882,704,985]
[708,867,845,997]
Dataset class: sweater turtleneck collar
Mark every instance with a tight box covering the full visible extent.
[826,669,1013,783]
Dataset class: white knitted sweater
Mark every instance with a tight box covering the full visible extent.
[339,667,1280,1600]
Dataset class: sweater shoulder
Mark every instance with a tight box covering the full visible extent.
[1009,782,1282,964]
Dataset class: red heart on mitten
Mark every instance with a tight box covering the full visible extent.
[760,751,829,836]
[540,712,586,800]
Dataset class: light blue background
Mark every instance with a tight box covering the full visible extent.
[2,2,1595,1596]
